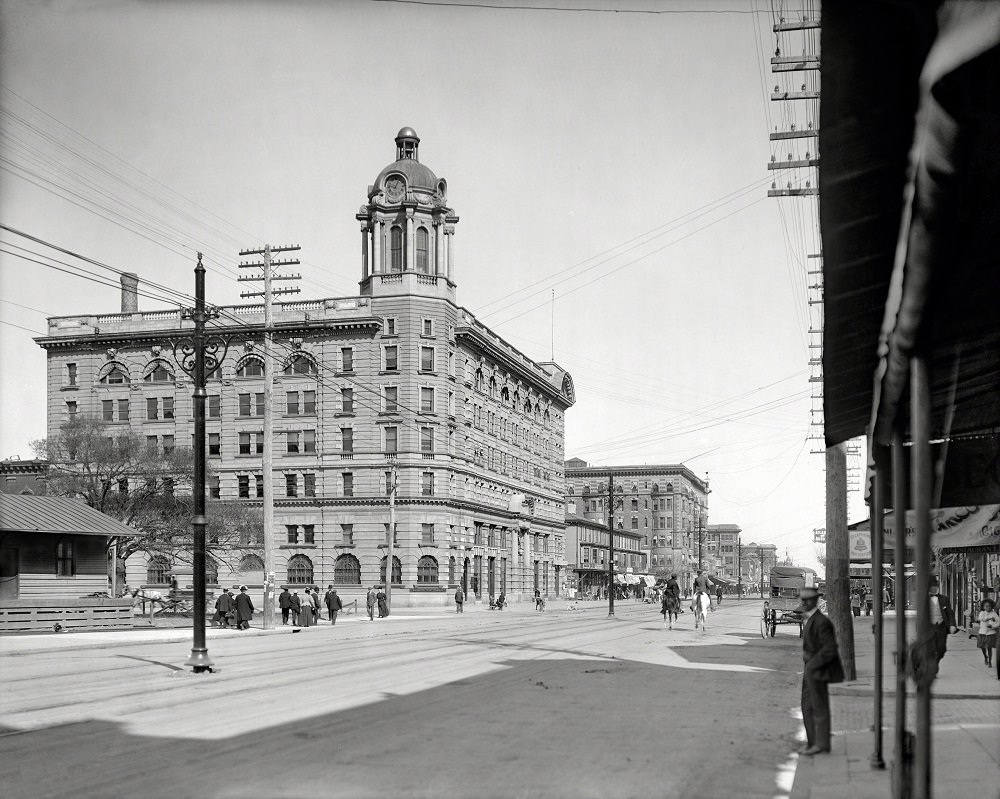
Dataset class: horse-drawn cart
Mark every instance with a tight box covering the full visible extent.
[760,565,818,638]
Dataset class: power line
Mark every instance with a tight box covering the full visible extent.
[370,0,765,13]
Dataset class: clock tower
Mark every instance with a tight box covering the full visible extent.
[357,128,459,301]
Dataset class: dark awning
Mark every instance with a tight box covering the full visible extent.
[821,2,1000,453]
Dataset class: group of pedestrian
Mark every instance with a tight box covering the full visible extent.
[276,585,344,627]
[366,585,389,619]
[211,586,254,630]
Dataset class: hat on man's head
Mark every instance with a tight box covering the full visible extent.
[239,585,248,591]
[799,586,819,599]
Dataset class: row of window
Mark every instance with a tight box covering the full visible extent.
[231,469,439,499]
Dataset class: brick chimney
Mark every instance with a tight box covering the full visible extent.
[120,273,139,313]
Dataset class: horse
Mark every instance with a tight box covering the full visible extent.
[122,585,165,613]
[661,592,680,629]
[692,592,712,633]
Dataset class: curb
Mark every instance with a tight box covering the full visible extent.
[830,681,1000,701]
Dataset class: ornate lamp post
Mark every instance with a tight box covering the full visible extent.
[172,254,230,673]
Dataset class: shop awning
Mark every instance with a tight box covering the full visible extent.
[709,575,733,586]
[821,2,1000,459]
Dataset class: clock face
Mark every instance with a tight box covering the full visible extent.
[385,177,405,202]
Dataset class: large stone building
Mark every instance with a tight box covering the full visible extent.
[564,459,709,592]
[34,128,575,607]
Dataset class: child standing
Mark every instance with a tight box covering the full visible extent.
[976,598,998,668]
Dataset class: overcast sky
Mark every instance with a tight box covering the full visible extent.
[0,0,858,571]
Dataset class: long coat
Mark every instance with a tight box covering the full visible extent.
[802,611,845,683]
[326,591,343,612]
[377,590,388,617]
[234,592,255,626]
[278,590,292,610]
[216,592,234,614]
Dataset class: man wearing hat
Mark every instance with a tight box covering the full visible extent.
[234,585,255,631]
[278,586,292,625]
[797,585,844,755]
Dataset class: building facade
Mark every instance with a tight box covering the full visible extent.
[563,514,647,598]
[705,523,742,580]
[564,459,709,592]
[0,459,49,496]
[740,542,778,593]
[34,128,575,607]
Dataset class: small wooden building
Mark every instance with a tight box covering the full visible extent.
[0,494,136,631]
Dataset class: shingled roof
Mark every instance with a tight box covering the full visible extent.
[0,494,139,537]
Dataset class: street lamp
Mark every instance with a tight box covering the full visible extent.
[171,254,230,674]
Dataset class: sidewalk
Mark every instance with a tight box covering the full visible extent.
[831,611,1000,700]
[790,614,999,798]
[0,596,568,655]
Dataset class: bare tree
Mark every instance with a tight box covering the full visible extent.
[33,417,261,570]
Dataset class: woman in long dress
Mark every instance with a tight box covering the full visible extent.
[298,590,314,627]
[377,588,388,618]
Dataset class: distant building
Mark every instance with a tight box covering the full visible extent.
[741,542,779,591]
[34,128,575,607]
[0,458,49,495]
[564,460,709,592]
[705,523,742,580]
[564,514,647,598]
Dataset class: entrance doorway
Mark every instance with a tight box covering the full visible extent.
[462,558,469,598]
[533,560,539,592]
[0,548,19,599]
[488,556,495,597]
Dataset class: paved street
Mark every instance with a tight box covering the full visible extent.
[2,600,809,799]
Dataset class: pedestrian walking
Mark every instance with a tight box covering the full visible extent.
[716,585,723,605]
[975,598,998,668]
[279,587,292,625]
[234,585,254,630]
[309,586,321,623]
[534,587,542,611]
[298,590,314,628]
[377,587,388,618]
[367,586,377,621]
[325,586,343,625]
[850,590,862,617]
[290,591,302,626]
[796,585,844,756]
[455,586,464,613]
[212,589,234,628]
[928,576,958,661]
[864,588,874,616]
[496,590,506,610]
[881,586,890,612]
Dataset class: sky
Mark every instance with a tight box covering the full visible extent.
[0,0,861,572]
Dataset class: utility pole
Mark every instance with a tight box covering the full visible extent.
[737,537,742,600]
[826,442,856,680]
[759,546,765,599]
[607,472,615,617]
[238,244,301,630]
[698,523,704,571]
[386,464,396,614]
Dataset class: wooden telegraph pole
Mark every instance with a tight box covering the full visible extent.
[826,442,856,680]
[238,244,300,630]
[386,465,396,614]
[607,472,615,617]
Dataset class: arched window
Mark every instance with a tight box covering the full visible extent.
[100,366,128,385]
[380,555,402,586]
[416,227,429,273]
[240,553,264,572]
[283,354,317,376]
[147,555,170,585]
[417,555,439,584]
[236,358,263,377]
[334,554,361,585]
[449,556,456,584]
[206,555,219,586]
[144,362,173,383]
[287,554,313,585]
[390,226,403,272]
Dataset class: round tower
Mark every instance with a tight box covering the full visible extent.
[357,128,459,300]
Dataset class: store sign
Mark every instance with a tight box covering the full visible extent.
[849,505,1000,561]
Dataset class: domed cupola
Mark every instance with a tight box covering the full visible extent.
[357,128,460,300]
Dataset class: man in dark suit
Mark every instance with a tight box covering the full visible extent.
[928,576,958,661]
[797,586,844,756]
[278,587,292,625]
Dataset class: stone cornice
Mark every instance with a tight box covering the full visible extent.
[36,318,382,350]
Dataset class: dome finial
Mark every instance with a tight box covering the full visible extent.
[395,127,420,161]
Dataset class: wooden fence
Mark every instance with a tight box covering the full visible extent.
[0,598,134,632]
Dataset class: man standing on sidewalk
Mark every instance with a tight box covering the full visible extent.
[929,576,958,662]
[455,586,464,613]
[325,586,343,625]
[797,586,844,756]
[367,585,377,621]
